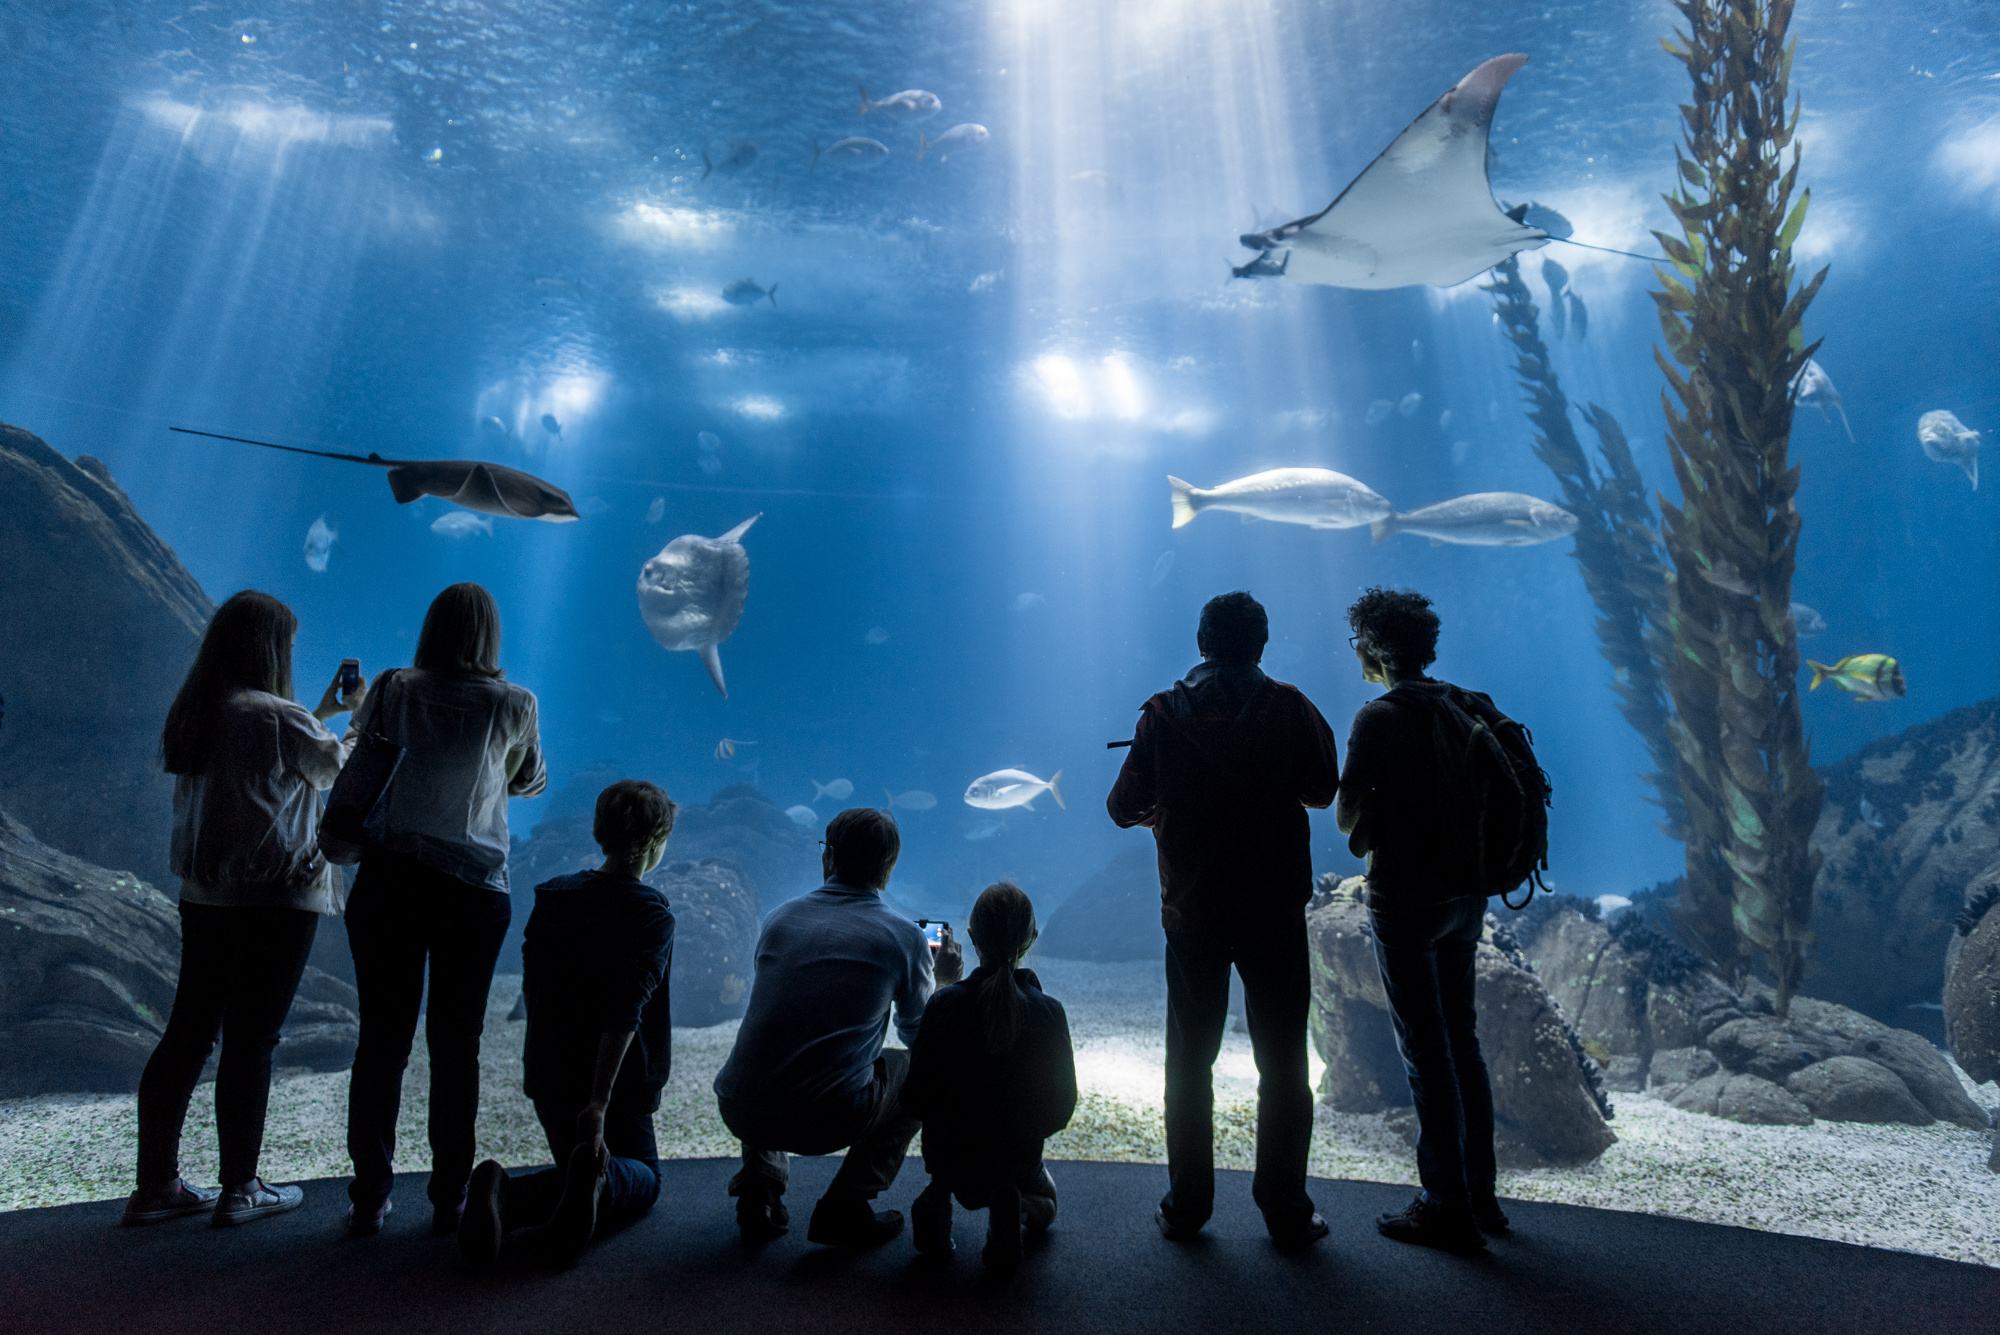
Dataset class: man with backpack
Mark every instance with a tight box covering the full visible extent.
[1338,587,1548,1253]
[1107,591,1341,1250]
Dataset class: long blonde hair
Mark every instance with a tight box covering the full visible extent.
[968,881,1038,1055]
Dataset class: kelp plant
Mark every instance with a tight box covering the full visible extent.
[1652,0,1826,1015]
[1483,258,1684,842]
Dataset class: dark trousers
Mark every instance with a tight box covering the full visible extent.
[929,1161,1057,1215]
[1370,894,1496,1212]
[723,1049,920,1207]
[1161,918,1316,1230]
[498,1098,662,1235]
[344,851,512,1209]
[135,903,319,1188]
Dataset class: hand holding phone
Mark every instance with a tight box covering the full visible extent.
[314,659,365,722]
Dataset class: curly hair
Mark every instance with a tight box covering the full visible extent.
[1345,586,1440,675]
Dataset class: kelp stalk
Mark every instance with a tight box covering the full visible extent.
[1652,0,1826,1015]
[1484,258,1683,841]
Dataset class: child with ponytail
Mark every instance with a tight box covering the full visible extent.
[900,881,1077,1270]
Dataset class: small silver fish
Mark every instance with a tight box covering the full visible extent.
[722,278,777,307]
[1370,492,1578,547]
[784,804,818,828]
[303,515,337,572]
[645,497,665,524]
[1149,551,1175,587]
[1169,468,1391,531]
[1917,410,1980,488]
[541,413,561,436]
[885,789,938,811]
[1398,392,1422,417]
[812,137,890,174]
[918,123,988,161]
[1013,592,1046,611]
[814,778,854,801]
[858,85,941,121]
[1789,602,1827,639]
[863,626,889,645]
[701,140,758,180]
[963,769,1062,812]
[1365,400,1394,425]
[1793,360,1853,442]
[1858,797,1887,831]
[431,512,494,538]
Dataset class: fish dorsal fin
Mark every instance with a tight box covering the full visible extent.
[452,463,517,516]
[717,513,762,544]
[699,643,728,697]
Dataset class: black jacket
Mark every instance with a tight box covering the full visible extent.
[522,869,676,1114]
[1106,661,1340,932]
[900,965,1077,1177]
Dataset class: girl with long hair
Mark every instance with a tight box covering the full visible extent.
[123,590,363,1228]
[339,582,547,1238]
[900,881,1077,1270]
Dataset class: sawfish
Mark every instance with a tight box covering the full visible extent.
[170,427,580,521]
[1234,54,1550,290]
[637,514,760,697]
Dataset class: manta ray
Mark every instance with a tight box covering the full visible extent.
[1234,54,1551,290]
[637,514,760,697]
[170,427,580,521]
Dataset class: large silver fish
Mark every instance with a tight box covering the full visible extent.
[1370,492,1578,546]
[1233,55,1550,290]
[1793,360,1853,442]
[858,85,941,120]
[918,124,989,161]
[1168,468,1391,530]
[637,514,760,697]
[1917,410,1980,489]
[170,427,580,521]
[964,768,1064,811]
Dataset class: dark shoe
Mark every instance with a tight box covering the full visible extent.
[1022,1168,1057,1233]
[911,1182,954,1257]
[121,1180,221,1226]
[1376,1194,1486,1254]
[805,1195,904,1248]
[1155,1206,1204,1242]
[212,1178,304,1227]
[459,1160,506,1271]
[1473,1195,1511,1235]
[548,1143,607,1262]
[734,1186,789,1244]
[431,1191,466,1237]
[982,1183,1022,1271]
[346,1196,394,1238]
[1269,1211,1330,1250]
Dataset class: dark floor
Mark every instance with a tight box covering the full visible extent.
[5,1158,1995,1335]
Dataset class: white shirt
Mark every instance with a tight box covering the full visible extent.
[343,668,547,893]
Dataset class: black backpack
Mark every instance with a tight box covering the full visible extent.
[1427,686,1552,908]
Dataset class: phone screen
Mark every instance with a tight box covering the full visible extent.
[338,660,361,693]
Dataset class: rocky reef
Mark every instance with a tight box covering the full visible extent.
[0,422,212,890]
[1037,846,1161,963]
[0,808,357,1098]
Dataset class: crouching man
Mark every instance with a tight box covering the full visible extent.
[459,779,677,1268]
[714,807,964,1248]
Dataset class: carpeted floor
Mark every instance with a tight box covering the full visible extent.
[5,1159,1996,1335]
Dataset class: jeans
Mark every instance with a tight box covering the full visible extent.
[723,1049,920,1208]
[344,851,512,1210]
[135,903,319,1188]
[930,1161,1057,1215]
[1161,918,1316,1231]
[497,1098,662,1235]
[1369,894,1495,1212]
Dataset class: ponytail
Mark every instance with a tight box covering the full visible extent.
[967,881,1038,1056]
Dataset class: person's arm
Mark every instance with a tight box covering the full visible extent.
[505,696,549,797]
[278,699,348,791]
[341,670,389,749]
[1035,1002,1080,1139]
[892,926,939,1046]
[577,902,674,1155]
[1336,704,1387,847]
[1105,705,1160,829]
[898,1001,944,1123]
[575,1030,635,1159]
[1295,697,1341,811]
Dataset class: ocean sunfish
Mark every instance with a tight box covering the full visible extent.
[1168,468,1392,530]
[1233,55,1549,289]
[964,768,1064,812]
[637,514,760,697]
[1917,410,1980,488]
[1371,492,1578,546]
[169,427,580,522]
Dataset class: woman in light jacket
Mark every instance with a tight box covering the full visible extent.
[123,591,363,1228]
[342,582,547,1237]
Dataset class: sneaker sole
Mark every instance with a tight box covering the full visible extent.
[212,1194,304,1228]
[121,1203,217,1226]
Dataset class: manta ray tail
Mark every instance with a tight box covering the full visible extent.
[1371,515,1399,545]
[699,643,728,698]
[1047,770,1064,810]
[1167,476,1199,529]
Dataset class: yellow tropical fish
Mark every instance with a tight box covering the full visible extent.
[1806,654,1906,702]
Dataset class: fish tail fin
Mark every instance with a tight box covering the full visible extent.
[884,787,896,810]
[1048,771,1064,810]
[1371,515,1396,545]
[858,83,870,117]
[1806,660,1832,691]
[813,781,828,800]
[1970,455,1980,490]
[701,151,713,182]
[917,130,928,161]
[767,283,777,308]
[810,139,820,175]
[1167,476,1200,529]
[1836,404,1854,444]
[699,643,727,697]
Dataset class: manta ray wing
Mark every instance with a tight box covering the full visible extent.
[448,463,517,516]
[1259,54,1548,290]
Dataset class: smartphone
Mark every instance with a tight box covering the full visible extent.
[916,918,949,948]
[338,659,362,694]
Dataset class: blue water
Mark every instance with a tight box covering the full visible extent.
[3,1,1996,924]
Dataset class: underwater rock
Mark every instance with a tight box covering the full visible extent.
[1844,1028,1989,1129]
[1037,847,1162,963]
[1786,1056,1933,1126]
[1518,912,1651,1059]
[1307,879,1616,1167]
[1669,1072,1813,1126]
[1943,862,2000,1084]
[646,859,759,1027]
[1704,1016,1844,1083]
[0,423,213,890]
[1645,1046,1719,1101]
[0,808,355,1096]
[1644,971,1746,1049]
[1808,696,2000,1026]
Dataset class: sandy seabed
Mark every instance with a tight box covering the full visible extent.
[2,958,1995,1268]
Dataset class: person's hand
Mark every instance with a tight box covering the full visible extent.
[312,663,365,721]
[576,1101,607,1160]
[931,923,964,984]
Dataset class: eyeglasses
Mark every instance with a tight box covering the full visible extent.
[1348,635,1360,649]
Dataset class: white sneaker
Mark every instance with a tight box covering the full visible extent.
[212,1178,304,1227]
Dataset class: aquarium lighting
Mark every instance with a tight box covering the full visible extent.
[1099,354,1146,420]
[1030,355,1090,419]
[132,96,390,149]
[618,202,729,248]
[734,396,785,421]
[651,286,729,320]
